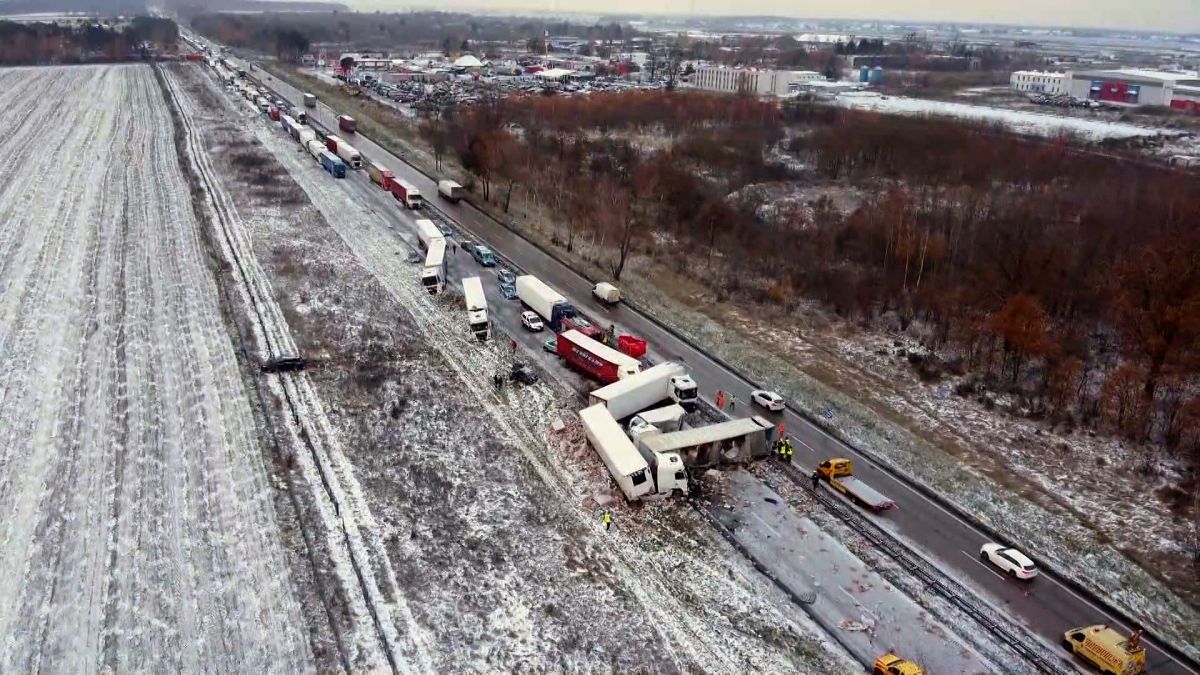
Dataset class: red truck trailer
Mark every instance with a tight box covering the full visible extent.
[557,330,641,384]
[268,106,280,122]
[338,115,357,134]
[389,179,423,209]
[324,134,342,153]
[367,162,394,190]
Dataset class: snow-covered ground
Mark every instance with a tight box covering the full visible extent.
[834,91,1179,141]
[0,65,314,671]
[174,63,861,672]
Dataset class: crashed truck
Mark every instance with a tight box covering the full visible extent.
[581,403,776,500]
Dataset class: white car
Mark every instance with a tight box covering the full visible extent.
[750,389,785,412]
[980,543,1038,580]
[520,311,544,332]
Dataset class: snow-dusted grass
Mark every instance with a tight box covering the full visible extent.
[834,91,1180,141]
[184,63,860,672]
[0,65,313,671]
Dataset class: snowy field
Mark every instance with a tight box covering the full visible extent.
[170,62,861,672]
[0,65,314,671]
[834,91,1177,141]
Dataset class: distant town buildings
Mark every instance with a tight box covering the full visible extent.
[690,67,822,97]
[1010,70,1066,94]
[1064,68,1200,109]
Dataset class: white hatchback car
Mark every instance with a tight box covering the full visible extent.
[750,390,785,412]
[520,311,544,332]
[980,543,1038,580]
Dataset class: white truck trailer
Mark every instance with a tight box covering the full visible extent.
[515,275,576,332]
[462,276,489,341]
[415,219,442,252]
[422,239,446,294]
[628,404,687,435]
[580,404,657,501]
[638,416,775,468]
[305,139,325,160]
[297,127,317,148]
[588,361,698,421]
[334,140,363,169]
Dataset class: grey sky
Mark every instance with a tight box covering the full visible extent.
[348,0,1199,34]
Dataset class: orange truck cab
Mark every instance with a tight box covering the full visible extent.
[1062,625,1146,675]
[873,653,925,675]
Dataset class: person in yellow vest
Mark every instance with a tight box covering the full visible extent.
[602,511,613,531]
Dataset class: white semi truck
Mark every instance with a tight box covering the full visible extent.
[580,404,686,500]
[462,276,489,341]
[515,275,576,332]
[334,140,363,169]
[416,219,446,294]
[588,361,698,421]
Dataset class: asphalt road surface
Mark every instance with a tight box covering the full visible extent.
[251,67,1194,675]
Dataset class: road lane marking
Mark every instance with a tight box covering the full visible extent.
[962,550,1008,581]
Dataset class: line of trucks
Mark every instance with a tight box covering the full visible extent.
[231,64,901,512]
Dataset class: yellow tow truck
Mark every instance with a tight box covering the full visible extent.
[1062,625,1146,675]
[873,653,924,675]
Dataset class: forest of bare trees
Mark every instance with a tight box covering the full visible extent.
[0,17,178,64]
[428,90,1199,464]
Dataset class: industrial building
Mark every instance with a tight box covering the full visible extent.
[1010,70,1066,94]
[1063,68,1200,108]
[691,67,822,97]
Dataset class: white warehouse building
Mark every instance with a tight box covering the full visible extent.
[1010,70,1066,94]
[691,67,823,97]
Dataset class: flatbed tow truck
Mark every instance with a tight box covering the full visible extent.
[817,458,896,513]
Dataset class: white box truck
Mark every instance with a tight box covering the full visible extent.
[579,404,655,501]
[462,276,489,341]
[422,239,446,294]
[306,139,325,160]
[334,140,363,169]
[438,179,464,202]
[297,127,317,148]
[592,282,621,304]
[588,362,698,421]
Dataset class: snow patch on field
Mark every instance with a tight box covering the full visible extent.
[834,91,1177,141]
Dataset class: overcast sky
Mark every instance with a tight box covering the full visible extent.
[348,0,1199,33]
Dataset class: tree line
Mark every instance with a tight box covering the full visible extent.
[0,17,178,65]
[424,89,1199,463]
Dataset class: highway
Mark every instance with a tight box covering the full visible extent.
[250,66,1194,674]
